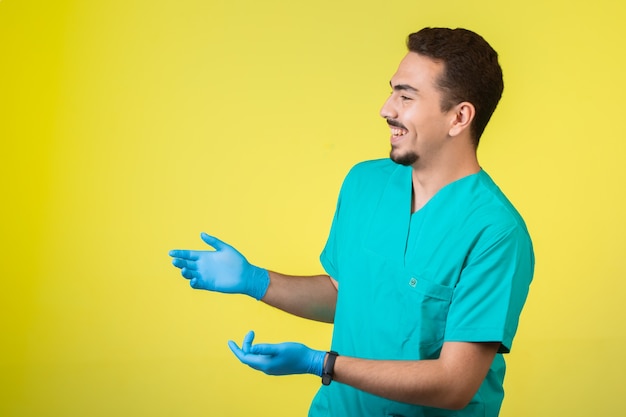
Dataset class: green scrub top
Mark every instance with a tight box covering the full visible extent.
[309,159,534,417]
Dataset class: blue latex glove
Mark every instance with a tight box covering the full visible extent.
[169,233,270,300]
[228,331,325,377]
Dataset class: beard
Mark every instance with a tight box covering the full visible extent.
[390,146,418,166]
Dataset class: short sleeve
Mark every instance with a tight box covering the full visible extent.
[444,224,534,353]
[319,182,344,281]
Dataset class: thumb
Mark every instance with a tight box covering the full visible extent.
[200,232,231,251]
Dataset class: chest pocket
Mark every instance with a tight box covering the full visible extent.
[343,244,456,360]
[398,273,454,358]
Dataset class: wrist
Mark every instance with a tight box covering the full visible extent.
[248,266,270,300]
[321,351,339,385]
[309,349,326,377]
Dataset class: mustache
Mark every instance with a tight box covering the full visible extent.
[386,118,408,130]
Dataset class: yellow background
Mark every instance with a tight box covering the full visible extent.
[1,0,625,416]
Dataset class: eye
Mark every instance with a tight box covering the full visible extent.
[401,95,412,101]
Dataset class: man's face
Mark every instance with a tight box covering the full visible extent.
[380,52,454,167]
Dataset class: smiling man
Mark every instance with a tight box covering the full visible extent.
[170,27,534,417]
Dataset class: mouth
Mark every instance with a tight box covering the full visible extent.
[390,127,408,139]
[387,119,408,142]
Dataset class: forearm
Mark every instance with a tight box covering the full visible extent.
[331,342,499,410]
[261,271,337,323]
[333,357,462,409]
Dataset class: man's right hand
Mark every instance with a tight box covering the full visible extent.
[169,233,270,300]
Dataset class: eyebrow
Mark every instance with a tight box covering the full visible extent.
[389,81,418,93]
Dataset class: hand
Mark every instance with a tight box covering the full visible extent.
[228,331,325,377]
[169,233,270,300]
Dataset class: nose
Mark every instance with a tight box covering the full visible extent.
[380,95,397,120]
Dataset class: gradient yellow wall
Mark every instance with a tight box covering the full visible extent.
[2,1,625,416]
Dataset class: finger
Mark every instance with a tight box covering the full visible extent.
[181,268,200,280]
[171,258,197,270]
[168,250,200,261]
[228,343,266,371]
[242,330,255,354]
[228,340,245,360]
[249,343,279,356]
[200,233,232,251]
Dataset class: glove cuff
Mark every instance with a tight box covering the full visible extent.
[248,266,270,300]
[309,349,326,377]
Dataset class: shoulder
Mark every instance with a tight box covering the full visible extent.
[348,158,397,174]
[460,171,534,261]
[473,170,529,233]
[341,158,403,190]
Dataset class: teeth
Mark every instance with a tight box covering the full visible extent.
[391,128,406,137]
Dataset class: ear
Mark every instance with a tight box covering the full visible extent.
[448,102,475,138]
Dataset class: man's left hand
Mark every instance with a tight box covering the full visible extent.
[228,331,325,376]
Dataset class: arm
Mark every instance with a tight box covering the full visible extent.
[230,337,499,410]
[332,341,500,409]
[263,272,337,323]
[169,233,337,323]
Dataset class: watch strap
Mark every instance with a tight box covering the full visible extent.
[321,351,339,385]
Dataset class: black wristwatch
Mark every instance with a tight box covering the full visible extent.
[321,351,339,385]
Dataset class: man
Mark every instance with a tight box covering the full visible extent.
[169,27,534,416]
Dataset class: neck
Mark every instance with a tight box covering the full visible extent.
[410,154,480,213]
